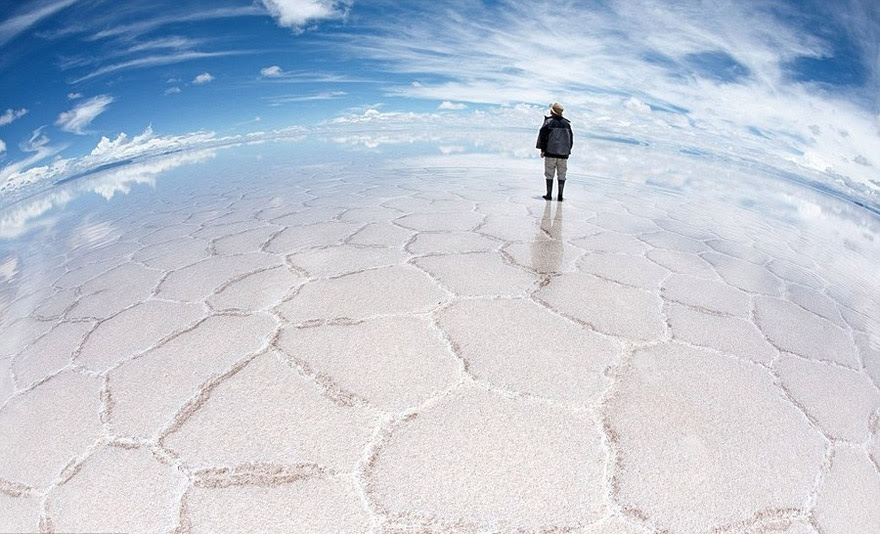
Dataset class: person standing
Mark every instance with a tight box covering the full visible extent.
[536,102,573,201]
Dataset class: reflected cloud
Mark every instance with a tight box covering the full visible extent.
[0,148,217,240]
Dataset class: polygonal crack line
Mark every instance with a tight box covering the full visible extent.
[403,257,462,301]
[354,384,469,532]
[154,334,281,449]
[80,312,213,380]
[801,442,837,523]
[272,344,376,411]
[37,434,110,531]
[712,507,811,533]
[766,364,838,446]
[593,346,658,532]
[0,477,36,499]
[528,290,634,351]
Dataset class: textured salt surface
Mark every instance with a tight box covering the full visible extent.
[0,151,879,533]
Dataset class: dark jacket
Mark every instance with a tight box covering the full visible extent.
[536,115,573,159]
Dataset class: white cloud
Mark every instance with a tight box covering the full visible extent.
[22,127,51,152]
[165,86,182,95]
[67,92,82,100]
[55,95,114,135]
[267,91,346,105]
[625,97,651,114]
[193,72,214,85]
[73,52,242,84]
[259,0,346,30]
[0,139,5,155]
[0,0,77,46]
[0,108,28,126]
[261,65,284,77]
[438,101,467,110]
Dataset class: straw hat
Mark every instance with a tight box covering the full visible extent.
[550,102,564,115]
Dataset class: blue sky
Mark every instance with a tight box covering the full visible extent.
[1,0,879,200]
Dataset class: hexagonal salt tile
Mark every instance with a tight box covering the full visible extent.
[288,245,410,278]
[207,266,305,312]
[46,446,185,533]
[646,248,717,279]
[536,273,664,341]
[0,317,54,359]
[504,238,583,274]
[414,252,537,297]
[0,492,39,533]
[78,300,205,372]
[395,211,484,232]
[666,303,776,365]
[605,342,826,534]
[661,274,751,318]
[13,321,93,386]
[572,231,650,255]
[163,353,377,471]
[705,239,771,265]
[346,222,415,247]
[577,252,668,290]
[67,262,163,320]
[278,265,446,323]
[814,446,880,534]
[437,298,618,403]
[265,221,363,254]
[754,296,860,368]
[132,236,210,270]
[702,252,783,296]
[477,215,541,242]
[785,284,845,328]
[0,372,103,487]
[775,354,879,441]
[212,225,281,255]
[640,230,708,254]
[278,316,459,412]
[367,386,606,529]
[408,232,498,255]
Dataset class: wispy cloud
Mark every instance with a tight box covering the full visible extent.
[67,92,82,100]
[0,108,28,126]
[86,6,263,41]
[71,51,245,84]
[128,36,203,53]
[258,0,348,31]
[193,72,214,85]
[438,101,467,110]
[261,65,285,77]
[0,0,78,46]
[22,127,51,152]
[164,87,181,95]
[55,95,114,134]
[266,91,347,105]
[0,139,6,156]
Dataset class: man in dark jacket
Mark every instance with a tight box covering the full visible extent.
[536,102,573,201]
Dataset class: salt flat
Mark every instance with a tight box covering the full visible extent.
[0,143,879,533]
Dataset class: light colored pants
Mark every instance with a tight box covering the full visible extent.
[544,157,567,181]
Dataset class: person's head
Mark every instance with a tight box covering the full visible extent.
[550,102,564,116]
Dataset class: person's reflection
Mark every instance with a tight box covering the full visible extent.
[530,201,564,273]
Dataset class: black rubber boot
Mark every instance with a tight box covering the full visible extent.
[557,180,565,201]
[542,179,553,200]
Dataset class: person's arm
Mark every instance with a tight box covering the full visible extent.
[536,124,548,155]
